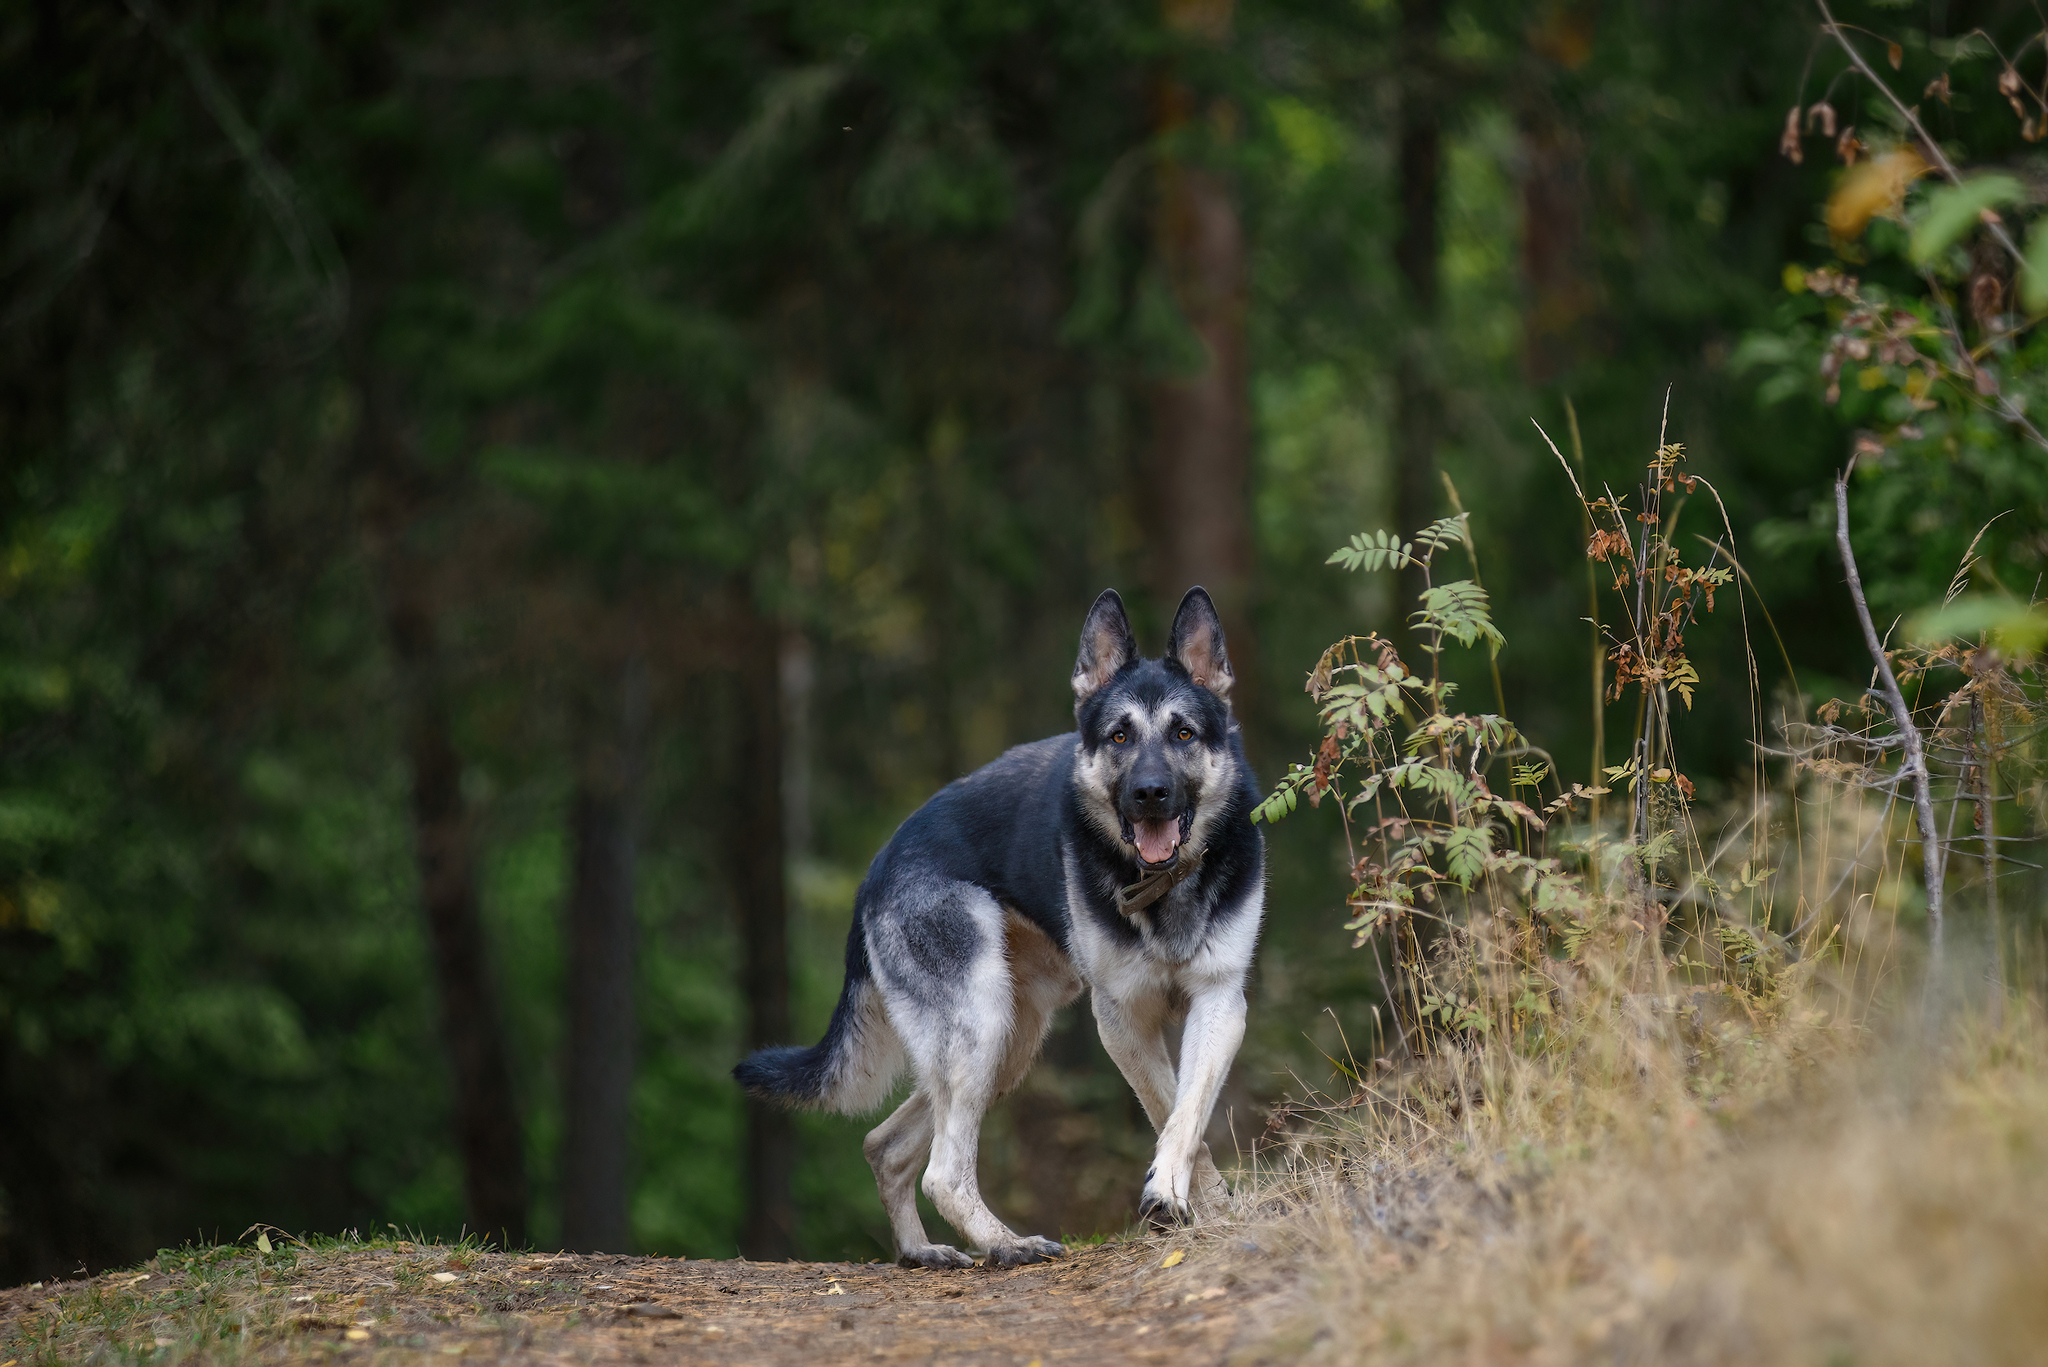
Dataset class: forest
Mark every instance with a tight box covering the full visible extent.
[5,0,2048,1324]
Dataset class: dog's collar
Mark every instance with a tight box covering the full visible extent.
[1116,846,1205,917]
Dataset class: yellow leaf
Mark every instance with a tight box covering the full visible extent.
[1160,1248,1185,1268]
[1825,147,1930,241]
[256,1232,272,1254]
[345,1330,370,1343]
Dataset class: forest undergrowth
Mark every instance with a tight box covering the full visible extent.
[1221,412,2048,1365]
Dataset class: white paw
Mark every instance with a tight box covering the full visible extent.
[986,1235,1064,1267]
[1139,1165,1195,1229]
[897,1243,976,1270]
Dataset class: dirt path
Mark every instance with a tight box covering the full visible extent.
[1,1236,1310,1366]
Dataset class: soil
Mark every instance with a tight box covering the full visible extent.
[0,1236,1313,1367]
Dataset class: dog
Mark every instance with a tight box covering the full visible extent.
[734,586,1265,1269]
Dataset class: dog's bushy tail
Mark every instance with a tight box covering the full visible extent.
[733,910,903,1115]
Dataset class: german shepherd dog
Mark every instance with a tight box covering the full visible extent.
[735,587,1264,1269]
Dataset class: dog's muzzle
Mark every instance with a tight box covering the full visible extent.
[1120,810,1194,870]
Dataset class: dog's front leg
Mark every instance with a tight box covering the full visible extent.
[1138,982,1245,1227]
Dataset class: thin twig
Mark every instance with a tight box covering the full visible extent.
[1834,470,1945,965]
[1631,391,1671,848]
[1970,683,2004,999]
[1918,270,2048,452]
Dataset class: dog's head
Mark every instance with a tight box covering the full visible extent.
[1070,587,1238,870]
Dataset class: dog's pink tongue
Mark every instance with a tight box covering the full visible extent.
[1133,819,1178,865]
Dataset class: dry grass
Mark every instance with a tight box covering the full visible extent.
[1219,763,2048,1367]
[1262,1008,2048,1366]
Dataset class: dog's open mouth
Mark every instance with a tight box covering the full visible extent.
[1120,811,1194,868]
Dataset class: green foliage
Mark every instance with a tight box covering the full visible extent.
[1260,514,1568,990]
[1258,414,1783,1052]
[1327,529,1417,574]
[1908,594,2048,659]
[1415,581,1505,656]
[2022,218,2048,315]
[1740,7,2048,625]
[1908,175,2024,265]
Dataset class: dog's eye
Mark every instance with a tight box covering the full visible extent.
[1176,727,1193,742]
[1111,730,1127,745]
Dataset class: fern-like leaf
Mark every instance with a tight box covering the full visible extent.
[1412,514,1469,555]
[1444,824,1493,889]
[1414,580,1506,654]
[1327,529,1415,573]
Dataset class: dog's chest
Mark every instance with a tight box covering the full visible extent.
[1064,862,1212,975]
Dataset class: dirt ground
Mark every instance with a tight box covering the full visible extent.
[0,1235,1314,1367]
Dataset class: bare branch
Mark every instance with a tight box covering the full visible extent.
[1834,469,1945,962]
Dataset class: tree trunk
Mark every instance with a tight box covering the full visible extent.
[1393,0,1443,620]
[730,612,795,1259]
[1522,4,1596,385]
[1150,0,1254,681]
[559,658,646,1254]
[779,630,814,861]
[1519,120,1590,385]
[384,577,531,1249]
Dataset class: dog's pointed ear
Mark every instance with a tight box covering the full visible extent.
[1169,587,1234,702]
[1073,589,1139,702]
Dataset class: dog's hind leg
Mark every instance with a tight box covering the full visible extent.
[870,883,1064,1268]
[951,912,1082,1261]
[862,1091,965,1269]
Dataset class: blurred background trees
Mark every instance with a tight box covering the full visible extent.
[3,0,2039,1276]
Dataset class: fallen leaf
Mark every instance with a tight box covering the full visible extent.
[431,1272,459,1284]
[1159,1249,1185,1269]
[345,1330,370,1342]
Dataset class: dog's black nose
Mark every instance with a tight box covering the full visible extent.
[1132,782,1171,812]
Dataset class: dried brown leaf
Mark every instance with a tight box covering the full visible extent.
[1779,105,1803,164]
